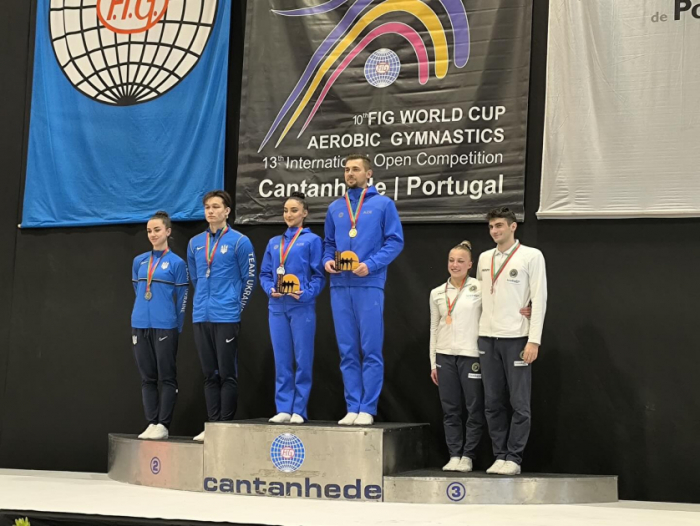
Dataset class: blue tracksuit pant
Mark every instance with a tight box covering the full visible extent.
[330,286,384,415]
[269,304,316,419]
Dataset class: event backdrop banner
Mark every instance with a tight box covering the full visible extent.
[539,0,700,219]
[22,0,231,228]
[237,0,532,223]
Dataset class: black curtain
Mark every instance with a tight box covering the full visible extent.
[0,0,698,504]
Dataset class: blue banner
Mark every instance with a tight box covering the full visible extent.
[22,0,230,228]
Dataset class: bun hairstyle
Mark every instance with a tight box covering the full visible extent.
[285,192,309,226]
[151,210,172,229]
[452,240,472,252]
[287,191,308,211]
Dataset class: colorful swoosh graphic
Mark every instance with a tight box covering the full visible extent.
[259,0,470,152]
[299,22,429,137]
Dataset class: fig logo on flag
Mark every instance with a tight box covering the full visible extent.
[49,0,219,106]
[96,0,169,34]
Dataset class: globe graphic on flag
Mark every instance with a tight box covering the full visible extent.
[364,48,401,88]
[270,433,305,473]
[49,0,218,106]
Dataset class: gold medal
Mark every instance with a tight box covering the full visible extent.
[445,315,452,325]
[345,189,368,240]
[144,291,152,301]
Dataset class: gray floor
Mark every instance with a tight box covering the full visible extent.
[0,469,698,526]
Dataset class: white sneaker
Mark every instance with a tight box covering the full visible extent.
[289,414,305,424]
[486,459,506,474]
[138,424,156,439]
[338,412,358,425]
[442,457,461,471]
[269,412,292,423]
[148,424,168,440]
[353,412,374,426]
[456,457,473,473]
[499,460,521,475]
[193,430,205,442]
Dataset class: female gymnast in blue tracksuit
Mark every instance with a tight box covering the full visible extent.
[131,211,189,441]
[259,192,325,424]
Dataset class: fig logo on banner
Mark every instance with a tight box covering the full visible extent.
[49,0,219,106]
[97,0,169,34]
[364,48,401,88]
[259,0,471,151]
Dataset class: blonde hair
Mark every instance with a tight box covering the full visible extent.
[451,240,472,253]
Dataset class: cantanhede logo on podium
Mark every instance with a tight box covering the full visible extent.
[49,0,219,105]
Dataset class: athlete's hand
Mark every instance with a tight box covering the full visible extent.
[353,263,369,277]
[325,260,340,274]
[288,291,304,301]
[520,307,532,319]
[430,369,439,386]
[522,342,539,364]
[270,288,283,298]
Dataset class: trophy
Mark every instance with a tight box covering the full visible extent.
[276,273,301,294]
[334,251,359,271]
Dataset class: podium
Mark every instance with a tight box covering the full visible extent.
[108,419,618,504]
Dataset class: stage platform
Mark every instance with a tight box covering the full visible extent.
[108,419,618,505]
[1,469,699,526]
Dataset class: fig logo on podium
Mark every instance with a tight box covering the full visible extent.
[270,433,305,473]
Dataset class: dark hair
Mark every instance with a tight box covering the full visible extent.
[345,153,372,171]
[451,240,473,256]
[203,190,232,209]
[285,191,309,212]
[150,210,172,230]
[486,207,517,224]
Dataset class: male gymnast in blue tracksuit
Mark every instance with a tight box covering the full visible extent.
[188,190,256,441]
[323,154,404,426]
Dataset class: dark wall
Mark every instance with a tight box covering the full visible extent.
[0,0,699,504]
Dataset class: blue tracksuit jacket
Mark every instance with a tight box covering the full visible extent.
[131,250,189,332]
[187,226,257,324]
[322,185,404,415]
[259,227,326,310]
[322,186,404,288]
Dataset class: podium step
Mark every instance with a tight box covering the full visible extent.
[383,469,618,504]
[108,434,203,492]
[203,419,427,501]
[107,424,618,504]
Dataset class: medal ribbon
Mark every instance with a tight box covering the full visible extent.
[146,248,170,295]
[279,227,303,268]
[445,277,467,318]
[206,225,229,272]
[344,188,369,230]
[491,241,521,289]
